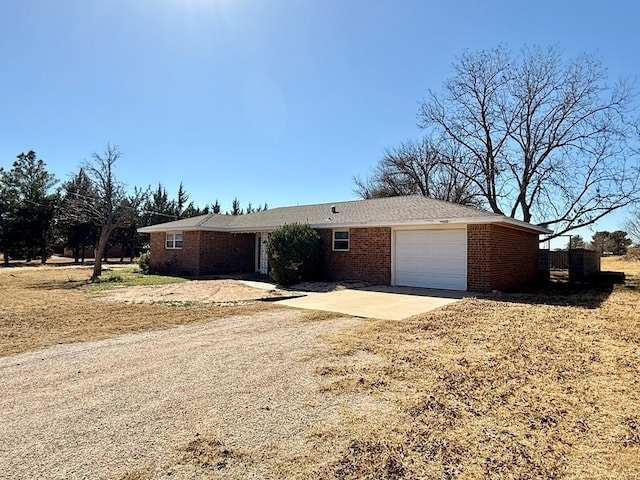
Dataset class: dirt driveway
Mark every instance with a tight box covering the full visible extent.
[0,309,366,479]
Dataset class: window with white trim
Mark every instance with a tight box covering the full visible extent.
[333,229,350,251]
[166,232,183,249]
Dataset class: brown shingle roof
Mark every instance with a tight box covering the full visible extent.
[138,195,550,234]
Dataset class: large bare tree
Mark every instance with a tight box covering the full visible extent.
[67,144,126,279]
[87,144,126,278]
[354,138,482,206]
[419,45,640,238]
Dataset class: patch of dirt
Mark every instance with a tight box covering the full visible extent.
[98,279,290,304]
[97,278,373,304]
[0,267,281,357]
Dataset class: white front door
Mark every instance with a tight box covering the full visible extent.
[255,232,270,274]
[394,228,467,290]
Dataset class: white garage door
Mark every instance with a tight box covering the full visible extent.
[394,229,467,290]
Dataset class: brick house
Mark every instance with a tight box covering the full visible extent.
[138,196,551,292]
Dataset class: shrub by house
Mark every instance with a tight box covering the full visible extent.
[266,223,321,285]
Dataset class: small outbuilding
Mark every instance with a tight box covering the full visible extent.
[138,195,551,292]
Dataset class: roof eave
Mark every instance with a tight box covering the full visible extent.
[493,217,553,234]
[137,225,224,233]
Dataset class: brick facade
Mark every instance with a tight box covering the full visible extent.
[149,231,254,276]
[318,227,391,284]
[149,224,539,291]
[467,224,539,292]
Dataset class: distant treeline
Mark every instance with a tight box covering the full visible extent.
[0,150,267,265]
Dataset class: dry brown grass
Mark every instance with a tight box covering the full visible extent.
[284,257,640,479]
[180,437,247,471]
[7,259,640,479]
[603,255,640,276]
[298,309,348,323]
[0,265,280,357]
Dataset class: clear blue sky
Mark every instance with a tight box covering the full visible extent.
[1,0,638,242]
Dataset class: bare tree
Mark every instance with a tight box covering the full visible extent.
[354,138,482,206]
[625,210,640,246]
[88,145,126,278]
[71,144,126,279]
[419,45,640,238]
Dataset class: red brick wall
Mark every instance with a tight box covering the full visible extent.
[149,231,201,275]
[198,231,255,275]
[149,233,166,273]
[149,231,254,276]
[318,227,391,284]
[467,224,539,292]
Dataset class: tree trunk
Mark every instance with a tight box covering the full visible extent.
[2,249,8,266]
[128,231,135,262]
[40,239,47,264]
[92,228,111,279]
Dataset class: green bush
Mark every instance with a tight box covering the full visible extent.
[138,252,151,274]
[267,223,321,285]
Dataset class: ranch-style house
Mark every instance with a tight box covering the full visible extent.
[138,195,551,292]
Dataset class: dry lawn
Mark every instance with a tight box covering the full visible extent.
[284,257,640,479]
[2,258,639,479]
[0,265,280,357]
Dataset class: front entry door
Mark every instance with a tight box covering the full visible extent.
[256,232,269,274]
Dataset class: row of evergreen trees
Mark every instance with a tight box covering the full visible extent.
[0,150,267,265]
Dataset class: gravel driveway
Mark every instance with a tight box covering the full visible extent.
[0,310,365,479]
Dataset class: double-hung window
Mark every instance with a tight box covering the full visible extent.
[166,232,183,249]
[333,229,350,251]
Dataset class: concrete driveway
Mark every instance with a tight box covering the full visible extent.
[276,286,468,320]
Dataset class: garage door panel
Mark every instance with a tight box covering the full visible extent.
[394,229,467,290]
[396,273,463,290]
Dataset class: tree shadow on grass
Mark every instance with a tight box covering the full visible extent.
[483,271,628,309]
[24,278,91,291]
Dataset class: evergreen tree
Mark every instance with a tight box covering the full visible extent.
[230,198,242,215]
[589,231,631,256]
[0,168,18,265]
[591,231,612,255]
[112,187,148,261]
[569,235,586,249]
[142,184,177,225]
[175,182,196,218]
[3,151,58,263]
[608,231,632,256]
[60,168,99,263]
